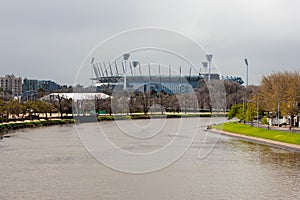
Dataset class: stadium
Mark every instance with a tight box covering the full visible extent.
[90,54,225,95]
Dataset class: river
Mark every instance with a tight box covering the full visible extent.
[0,117,299,199]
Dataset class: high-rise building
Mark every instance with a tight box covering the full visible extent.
[41,80,59,92]
[22,78,41,93]
[22,78,62,100]
[0,74,22,98]
[22,78,41,100]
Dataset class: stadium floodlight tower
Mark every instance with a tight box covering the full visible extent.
[244,58,249,89]
[206,54,213,81]
[132,61,141,76]
[202,61,208,75]
[123,53,130,89]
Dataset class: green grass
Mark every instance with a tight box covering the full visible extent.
[212,122,300,145]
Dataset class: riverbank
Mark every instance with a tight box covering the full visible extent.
[0,119,75,138]
[1,113,224,136]
[210,122,300,152]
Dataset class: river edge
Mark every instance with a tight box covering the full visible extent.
[1,114,226,138]
[0,119,75,139]
[209,128,300,152]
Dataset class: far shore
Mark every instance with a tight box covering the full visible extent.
[1,113,226,138]
[0,119,75,138]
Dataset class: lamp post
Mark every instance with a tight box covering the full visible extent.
[206,54,213,82]
[277,100,280,127]
[256,101,259,128]
[123,53,130,89]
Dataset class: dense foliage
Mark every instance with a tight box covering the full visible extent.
[259,71,300,117]
[228,71,300,123]
[0,97,73,122]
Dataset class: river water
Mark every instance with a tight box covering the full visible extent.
[0,118,299,199]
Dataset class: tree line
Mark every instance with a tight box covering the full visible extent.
[1,79,254,121]
[93,80,254,115]
[0,98,73,122]
[228,71,300,126]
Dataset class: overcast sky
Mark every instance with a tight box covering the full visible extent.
[1,0,299,86]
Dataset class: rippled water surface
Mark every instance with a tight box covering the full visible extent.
[0,118,299,199]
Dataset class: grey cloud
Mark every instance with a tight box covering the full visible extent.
[0,0,299,85]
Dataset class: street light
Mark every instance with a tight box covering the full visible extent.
[277,100,280,128]
[123,53,130,89]
[205,54,213,81]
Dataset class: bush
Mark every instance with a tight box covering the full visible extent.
[98,115,115,121]
[261,117,268,125]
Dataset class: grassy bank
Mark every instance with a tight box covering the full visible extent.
[212,122,300,145]
[97,113,226,121]
[0,119,75,135]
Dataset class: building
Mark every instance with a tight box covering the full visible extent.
[22,78,61,100]
[0,74,22,98]
[41,80,59,92]
[91,61,221,95]
[22,78,42,100]
[22,78,41,92]
[222,76,244,85]
[95,75,220,94]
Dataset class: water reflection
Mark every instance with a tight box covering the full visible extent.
[227,139,300,169]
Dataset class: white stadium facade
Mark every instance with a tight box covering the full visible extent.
[91,59,223,95]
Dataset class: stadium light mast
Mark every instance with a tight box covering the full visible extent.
[132,61,141,76]
[91,58,95,86]
[244,58,249,104]
[244,58,249,89]
[206,54,213,82]
[202,61,208,75]
[123,53,130,89]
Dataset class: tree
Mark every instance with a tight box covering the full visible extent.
[259,71,300,119]
[23,100,38,119]
[154,90,169,114]
[51,95,72,118]
[224,81,245,110]
[0,99,6,122]
[110,90,130,115]
[6,99,24,119]
[35,100,53,119]
[195,85,211,111]
[245,102,256,123]
[95,96,112,115]
[227,104,243,120]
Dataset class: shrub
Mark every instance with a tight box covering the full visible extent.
[261,117,268,125]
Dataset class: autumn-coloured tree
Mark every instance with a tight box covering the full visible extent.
[259,71,300,118]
